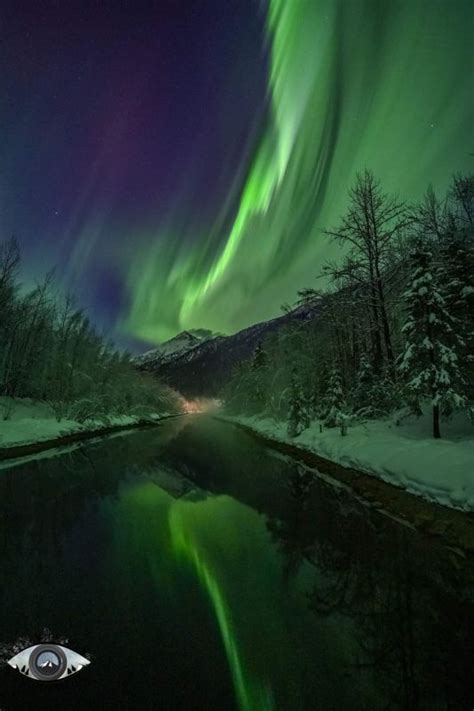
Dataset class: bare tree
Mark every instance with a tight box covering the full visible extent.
[325,170,410,368]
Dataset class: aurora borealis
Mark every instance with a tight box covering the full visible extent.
[1,1,472,348]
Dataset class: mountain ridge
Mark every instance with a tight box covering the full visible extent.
[132,329,218,368]
[135,305,316,397]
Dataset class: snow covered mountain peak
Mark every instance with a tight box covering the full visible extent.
[133,329,217,367]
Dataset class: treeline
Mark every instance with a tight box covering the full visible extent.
[224,171,474,438]
[0,240,181,422]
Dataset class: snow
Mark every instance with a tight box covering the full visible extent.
[133,330,217,368]
[0,397,169,451]
[222,409,474,513]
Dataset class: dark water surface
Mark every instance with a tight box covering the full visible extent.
[0,415,472,710]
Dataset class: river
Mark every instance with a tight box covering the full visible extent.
[0,415,472,710]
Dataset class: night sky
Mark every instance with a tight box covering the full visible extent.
[1,0,472,349]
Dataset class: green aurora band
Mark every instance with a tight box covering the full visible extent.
[123,0,473,343]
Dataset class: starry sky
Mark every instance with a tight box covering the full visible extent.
[1,0,472,350]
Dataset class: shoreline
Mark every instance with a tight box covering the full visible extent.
[0,413,183,463]
[220,417,474,556]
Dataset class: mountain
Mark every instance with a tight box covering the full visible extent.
[135,306,316,397]
[132,329,217,369]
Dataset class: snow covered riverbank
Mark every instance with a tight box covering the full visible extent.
[0,397,177,459]
[222,411,474,513]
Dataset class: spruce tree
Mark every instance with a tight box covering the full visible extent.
[351,353,397,417]
[287,371,305,437]
[398,243,466,438]
[323,368,346,427]
[440,229,474,366]
[251,341,268,412]
[312,361,330,419]
[351,353,374,412]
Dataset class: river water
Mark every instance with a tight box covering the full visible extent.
[0,415,472,710]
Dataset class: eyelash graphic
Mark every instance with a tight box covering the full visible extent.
[7,643,90,681]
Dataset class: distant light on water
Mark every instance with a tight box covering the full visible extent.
[181,398,222,414]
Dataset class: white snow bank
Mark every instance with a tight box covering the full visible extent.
[224,410,474,513]
[0,397,170,450]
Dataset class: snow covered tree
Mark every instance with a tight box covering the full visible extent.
[287,371,307,437]
[307,361,331,420]
[323,368,347,428]
[350,353,374,412]
[351,353,401,417]
[305,378,320,422]
[439,229,474,361]
[398,244,466,438]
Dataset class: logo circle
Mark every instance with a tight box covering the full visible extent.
[30,644,67,681]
